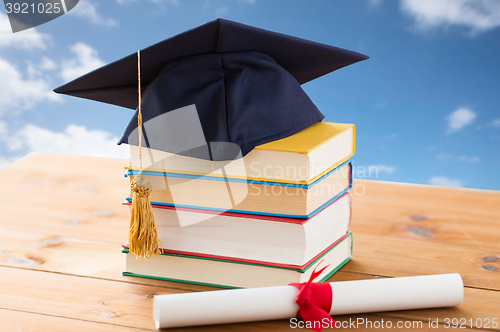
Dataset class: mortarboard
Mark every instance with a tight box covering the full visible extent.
[54,18,368,160]
[54,19,368,259]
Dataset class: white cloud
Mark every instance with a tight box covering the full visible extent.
[491,118,500,127]
[446,107,476,134]
[215,6,229,15]
[0,13,50,49]
[0,121,9,141]
[382,133,396,140]
[456,155,481,163]
[0,159,10,169]
[38,57,57,71]
[0,156,18,169]
[0,57,60,113]
[401,0,500,35]
[369,164,396,174]
[437,153,481,163]
[367,0,382,7]
[61,43,106,81]
[0,15,58,112]
[375,102,387,108]
[429,176,463,187]
[0,119,19,168]
[26,56,58,79]
[0,120,7,136]
[69,0,117,26]
[5,123,128,159]
[116,0,179,4]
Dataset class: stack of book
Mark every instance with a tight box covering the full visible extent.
[122,122,355,288]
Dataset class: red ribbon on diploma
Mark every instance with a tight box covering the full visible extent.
[289,262,334,332]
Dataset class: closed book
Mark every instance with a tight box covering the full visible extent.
[123,233,353,288]
[127,122,355,185]
[126,161,351,219]
[124,192,351,266]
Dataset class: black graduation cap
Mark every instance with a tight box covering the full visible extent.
[54,18,368,160]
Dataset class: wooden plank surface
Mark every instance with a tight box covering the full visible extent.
[0,225,497,291]
[1,265,498,329]
[350,180,500,252]
[0,308,153,332]
[0,152,499,331]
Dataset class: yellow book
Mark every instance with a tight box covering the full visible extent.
[127,122,355,185]
[256,122,354,154]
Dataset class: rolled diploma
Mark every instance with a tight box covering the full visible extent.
[153,273,463,329]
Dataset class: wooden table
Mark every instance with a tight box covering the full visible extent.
[1,152,498,331]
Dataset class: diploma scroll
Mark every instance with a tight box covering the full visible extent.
[153,273,463,329]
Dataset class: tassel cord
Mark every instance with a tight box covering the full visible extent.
[128,50,162,259]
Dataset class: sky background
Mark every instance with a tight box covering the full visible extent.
[0,0,499,190]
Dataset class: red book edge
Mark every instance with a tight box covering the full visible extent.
[122,229,352,271]
[122,192,350,225]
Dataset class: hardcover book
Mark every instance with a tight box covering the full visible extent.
[126,161,352,219]
[127,122,355,185]
[122,232,353,288]
[123,193,351,266]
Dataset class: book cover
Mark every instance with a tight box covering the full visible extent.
[125,161,352,219]
[123,192,352,266]
[122,233,353,289]
[126,122,355,184]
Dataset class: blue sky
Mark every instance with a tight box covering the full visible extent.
[0,0,499,190]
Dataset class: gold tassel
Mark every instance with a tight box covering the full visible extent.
[129,176,161,259]
[128,50,161,259]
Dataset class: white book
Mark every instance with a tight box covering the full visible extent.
[124,193,351,266]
